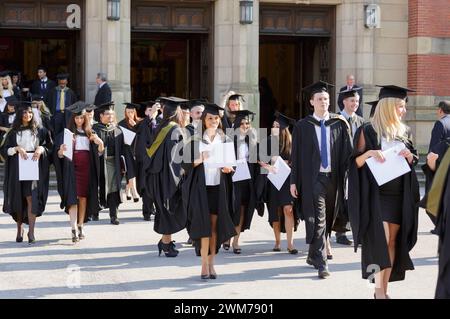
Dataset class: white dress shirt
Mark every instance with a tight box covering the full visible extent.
[313,113,332,173]
[7,129,44,156]
[75,133,90,151]
[203,133,222,186]
[237,135,249,161]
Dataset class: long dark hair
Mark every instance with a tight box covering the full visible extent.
[67,112,93,138]
[11,106,38,135]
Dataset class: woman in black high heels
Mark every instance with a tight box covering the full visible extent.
[182,103,236,279]
[144,97,188,257]
[258,112,299,254]
[1,103,52,244]
[118,103,142,203]
[53,102,104,243]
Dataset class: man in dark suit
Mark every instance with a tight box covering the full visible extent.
[30,65,56,100]
[429,101,450,158]
[45,73,77,136]
[331,87,365,249]
[94,72,112,122]
[338,74,363,117]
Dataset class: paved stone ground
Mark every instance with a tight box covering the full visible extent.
[0,191,439,299]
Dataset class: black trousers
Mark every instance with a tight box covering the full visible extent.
[308,173,337,267]
[333,200,351,234]
[107,191,120,218]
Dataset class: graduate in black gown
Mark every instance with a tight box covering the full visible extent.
[258,112,300,254]
[227,109,259,255]
[182,103,236,279]
[92,102,126,225]
[134,101,160,221]
[0,96,17,144]
[331,88,366,250]
[30,94,52,131]
[348,85,420,299]
[290,81,352,279]
[1,104,52,244]
[221,93,245,131]
[53,102,103,242]
[422,145,450,298]
[118,103,142,203]
[144,97,187,257]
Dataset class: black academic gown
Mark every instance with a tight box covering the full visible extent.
[182,137,236,252]
[118,119,138,182]
[92,123,125,208]
[432,149,450,298]
[348,123,420,282]
[145,122,187,235]
[232,134,258,232]
[0,112,15,145]
[290,114,352,243]
[259,136,300,232]
[1,127,52,223]
[52,132,101,220]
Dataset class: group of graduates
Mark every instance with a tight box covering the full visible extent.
[1,65,450,299]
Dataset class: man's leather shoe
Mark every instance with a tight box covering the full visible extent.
[143,214,151,221]
[306,257,319,269]
[336,234,353,246]
[110,218,120,225]
[92,215,99,221]
[318,265,330,279]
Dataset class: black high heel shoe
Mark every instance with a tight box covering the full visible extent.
[16,229,24,243]
[72,229,79,243]
[157,240,179,257]
[78,226,85,240]
[27,232,36,245]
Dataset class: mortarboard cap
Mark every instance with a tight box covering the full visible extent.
[5,96,19,106]
[202,103,224,117]
[366,100,379,118]
[85,104,97,112]
[158,96,188,111]
[339,87,362,100]
[66,101,91,115]
[231,109,256,125]
[123,102,141,110]
[96,101,115,114]
[274,111,296,130]
[228,94,245,102]
[303,80,334,99]
[56,73,69,80]
[187,99,208,110]
[10,70,19,77]
[376,85,415,100]
[0,70,11,78]
[31,94,44,102]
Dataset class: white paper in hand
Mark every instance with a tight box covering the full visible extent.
[366,146,411,186]
[19,153,39,181]
[63,129,74,160]
[267,157,291,191]
[120,126,136,146]
[232,159,251,182]
[203,142,236,168]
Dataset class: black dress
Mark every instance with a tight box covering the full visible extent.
[348,123,420,282]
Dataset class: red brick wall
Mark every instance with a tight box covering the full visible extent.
[408,0,450,96]
[409,0,450,38]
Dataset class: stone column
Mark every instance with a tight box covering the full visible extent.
[84,0,131,120]
[214,0,260,126]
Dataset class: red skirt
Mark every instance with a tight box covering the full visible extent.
[73,150,90,197]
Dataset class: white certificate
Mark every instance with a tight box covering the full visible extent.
[202,142,237,169]
[232,159,251,182]
[19,153,39,181]
[63,129,74,161]
[366,146,411,186]
[267,157,291,191]
[0,99,6,113]
[120,126,136,146]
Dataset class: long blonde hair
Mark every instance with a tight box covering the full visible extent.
[0,75,14,96]
[371,97,407,143]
